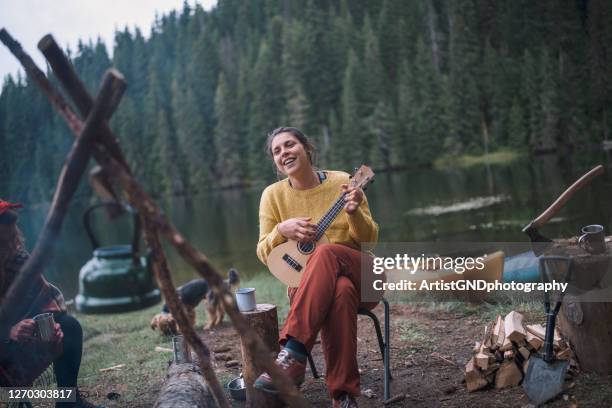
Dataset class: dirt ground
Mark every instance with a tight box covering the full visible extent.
[90,303,612,408]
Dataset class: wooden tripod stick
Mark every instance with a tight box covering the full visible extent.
[0,29,309,408]
[0,69,125,338]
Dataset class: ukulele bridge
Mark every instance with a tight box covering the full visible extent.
[282,253,303,272]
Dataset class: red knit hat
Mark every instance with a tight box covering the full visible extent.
[0,200,23,225]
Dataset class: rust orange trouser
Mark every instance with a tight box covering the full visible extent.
[280,243,376,399]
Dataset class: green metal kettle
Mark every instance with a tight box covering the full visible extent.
[75,201,160,313]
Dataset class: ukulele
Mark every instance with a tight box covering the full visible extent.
[267,165,375,287]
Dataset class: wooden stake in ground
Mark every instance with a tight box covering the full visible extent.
[239,304,283,408]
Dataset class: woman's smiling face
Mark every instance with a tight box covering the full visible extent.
[270,132,312,176]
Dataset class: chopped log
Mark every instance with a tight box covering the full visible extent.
[494,350,504,363]
[526,331,543,350]
[526,324,560,348]
[484,363,499,384]
[503,350,515,360]
[518,347,530,360]
[494,361,522,389]
[475,351,489,370]
[483,363,500,376]
[526,324,545,339]
[482,323,494,349]
[154,362,217,408]
[504,311,526,342]
[465,357,488,392]
[557,348,571,360]
[239,304,282,408]
[472,341,481,354]
[500,335,513,352]
[492,315,504,350]
[523,359,529,374]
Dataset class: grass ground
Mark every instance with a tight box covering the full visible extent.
[73,274,612,407]
[76,271,288,403]
[74,272,544,405]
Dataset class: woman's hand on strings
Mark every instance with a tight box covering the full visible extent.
[341,184,364,215]
[278,217,317,242]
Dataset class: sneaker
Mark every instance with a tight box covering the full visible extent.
[253,348,306,394]
[332,393,358,408]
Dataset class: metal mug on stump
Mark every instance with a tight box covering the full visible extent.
[579,224,606,254]
[33,313,56,342]
[235,288,256,312]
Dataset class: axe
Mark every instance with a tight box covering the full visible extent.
[522,165,604,255]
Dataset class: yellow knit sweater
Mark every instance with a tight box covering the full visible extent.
[256,170,378,264]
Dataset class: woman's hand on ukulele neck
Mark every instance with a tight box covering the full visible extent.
[277,217,318,242]
[341,184,364,215]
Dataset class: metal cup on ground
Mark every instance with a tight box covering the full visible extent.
[172,335,192,364]
[578,224,606,254]
[33,312,56,342]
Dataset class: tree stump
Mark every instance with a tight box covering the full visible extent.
[239,303,283,408]
[546,238,612,373]
[154,362,217,408]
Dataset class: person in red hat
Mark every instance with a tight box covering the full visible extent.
[0,200,103,408]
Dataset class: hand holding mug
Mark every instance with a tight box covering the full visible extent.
[9,319,36,342]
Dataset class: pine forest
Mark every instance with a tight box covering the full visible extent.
[1,0,611,201]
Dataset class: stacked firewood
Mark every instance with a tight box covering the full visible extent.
[465,311,576,392]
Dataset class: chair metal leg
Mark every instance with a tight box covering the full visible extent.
[358,307,385,357]
[383,298,391,401]
[309,300,391,401]
[307,351,320,379]
[359,299,392,401]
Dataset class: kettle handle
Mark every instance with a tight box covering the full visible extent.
[83,201,141,261]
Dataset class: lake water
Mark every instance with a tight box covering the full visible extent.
[17,152,612,299]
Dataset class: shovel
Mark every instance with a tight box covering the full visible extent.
[523,256,573,405]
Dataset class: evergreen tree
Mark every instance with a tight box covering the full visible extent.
[507,98,527,149]
[520,49,542,149]
[447,0,480,153]
[338,50,362,170]
[213,73,243,187]
[369,100,394,170]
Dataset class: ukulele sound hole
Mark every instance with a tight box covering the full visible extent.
[298,242,315,255]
